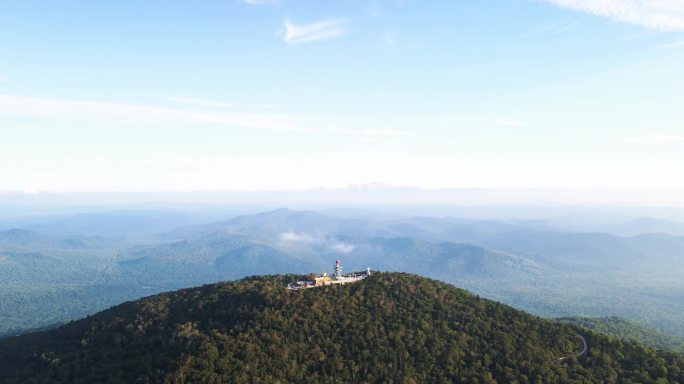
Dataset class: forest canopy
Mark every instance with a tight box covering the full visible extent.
[0,273,682,383]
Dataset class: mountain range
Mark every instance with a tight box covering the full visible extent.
[1,207,683,345]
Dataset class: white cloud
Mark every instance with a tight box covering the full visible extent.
[244,0,278,4]
[329,241,355,254]
[623,132,684,143]
[280,231,318,244]
[520,17,584,38]
[382,33,396,46]
[662,40,684,48]
[0,94,308,132]
[165,96,276,110]
[497,120,527,128]
[541,0,684,31]
[164,97,236,109]
[283,18,348,45]
[324,127,408,138]
[0,93,412,142]
[279,231,355,253]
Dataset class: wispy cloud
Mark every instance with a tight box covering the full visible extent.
[164,97,236,109]
[382,33,396,46]
[0,93,407,141]
[541,0,684,31]
[0,94,305,132]
[283,18,348,45]
[165,96,277,110]
[280,231,318,243]
[622,132,684,143]
[324,127,408,138]
[0,76,8,84]
[662,39,684,48]
[520,17,584,38]
[244,0,278,5]
[498,120,527,128]
[279,231,355,253]
[329,242,355,254]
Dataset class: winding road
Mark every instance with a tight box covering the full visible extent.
[553,335,588,366]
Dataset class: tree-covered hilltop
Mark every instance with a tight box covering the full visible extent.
[0,273,682,384]
[558,316,684,354]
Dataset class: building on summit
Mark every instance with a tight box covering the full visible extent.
[288,259,371,290]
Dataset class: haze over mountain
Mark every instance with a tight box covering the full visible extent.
[596,217,684,237]
[1,206,683,345]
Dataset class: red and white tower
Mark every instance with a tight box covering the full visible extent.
[334,259,343,278]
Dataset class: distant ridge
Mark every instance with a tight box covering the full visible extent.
[559,316,684,353]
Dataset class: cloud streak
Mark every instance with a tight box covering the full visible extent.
[663,40,684,48]
[0,94,304,132]
[541,0,684,31]
[165,96,277,110]
[244,0,277,4]
[284,18,348,44]
[497,120,527,128]
[623,132,684,143]
[324,127,408,138]
[0,93,407,140]
[164,97,237,109]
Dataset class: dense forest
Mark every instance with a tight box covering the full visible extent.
[0,273,682,383]
[3,209,684,341]
[558,316,684,354]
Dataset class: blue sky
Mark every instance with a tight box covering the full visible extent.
[1,0,683,193]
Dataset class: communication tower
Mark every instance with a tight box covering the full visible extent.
[334,259,343,278]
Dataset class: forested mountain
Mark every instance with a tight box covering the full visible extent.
[559,316,684,354]
[160,208,357,240]
[118,230,549,288]
[2,208,684,341]
[0,229,145,337]
[0,229,87,250]
[117,232,317,287]
[146,209,684,338]
[166,208,684,269]
[0,273,681,383]
[363,216,684,267]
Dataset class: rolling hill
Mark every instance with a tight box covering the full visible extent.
[0,273,681,383]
